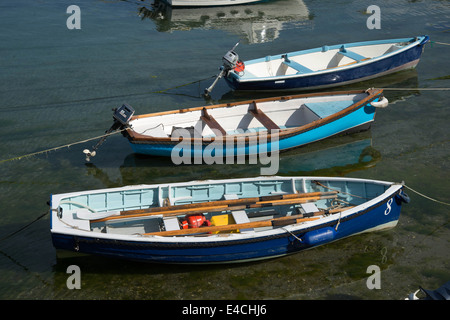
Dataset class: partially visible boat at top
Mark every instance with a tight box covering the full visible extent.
[205,35,430,94]
[163,0,266,7]
[145,0,311,44]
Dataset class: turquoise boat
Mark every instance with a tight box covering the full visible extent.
[94,89,387,161]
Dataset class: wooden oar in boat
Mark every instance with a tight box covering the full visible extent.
[92,192,338,223]
[144,215,318,236]
[121,191,338,215]
[143,206,351,237]
[120,191,338,215]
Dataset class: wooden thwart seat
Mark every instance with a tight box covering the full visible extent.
[201,107,227,136]
[249,101,280,131]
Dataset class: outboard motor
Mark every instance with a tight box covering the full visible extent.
[204,42,244,96]
[113,103,135,126]
[222,49,240,72]
[83,104,135,162]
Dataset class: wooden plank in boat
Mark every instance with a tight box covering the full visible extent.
[249,101,280,131]
[200,107,227,136]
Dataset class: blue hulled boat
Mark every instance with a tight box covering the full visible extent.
[93,89,387,161]
[205,36,429,94]
[50,176,409,264]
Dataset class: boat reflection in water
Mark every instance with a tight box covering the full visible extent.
[139,0,312,43]
[85,131,380,188]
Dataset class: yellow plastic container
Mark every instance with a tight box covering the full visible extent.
[210,214,239,233]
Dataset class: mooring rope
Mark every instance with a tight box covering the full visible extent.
[0,128,128,164]
[0,212,49,242]
[154,76,215,94]
[1,83,449,165]
[431,41,450,46]
[403,184,450,206]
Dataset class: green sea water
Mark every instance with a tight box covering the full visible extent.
[0,0,449,301]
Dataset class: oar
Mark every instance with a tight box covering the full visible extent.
[143,206,353,237]
[144,215,319,237]
[92,193,338,223]
[120,191,338,215]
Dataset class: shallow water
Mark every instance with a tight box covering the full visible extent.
[0,0,449,301]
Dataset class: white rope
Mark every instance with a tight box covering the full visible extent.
[281,227,303,242]
[0,83,448,165]
[433,41,450,46]
[403,184,450,206]
[0,128,127,164]
[57,214,91,232]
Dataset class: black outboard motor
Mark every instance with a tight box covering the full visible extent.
[83,104,135,162]
[113,103,135,126]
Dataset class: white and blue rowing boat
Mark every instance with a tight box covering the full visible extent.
[86,89,387,160]
[50,176,409,264]
[205,36,430,94]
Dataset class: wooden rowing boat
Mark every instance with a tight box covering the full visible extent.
[97,89,387,159]
[50,175,409,264]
